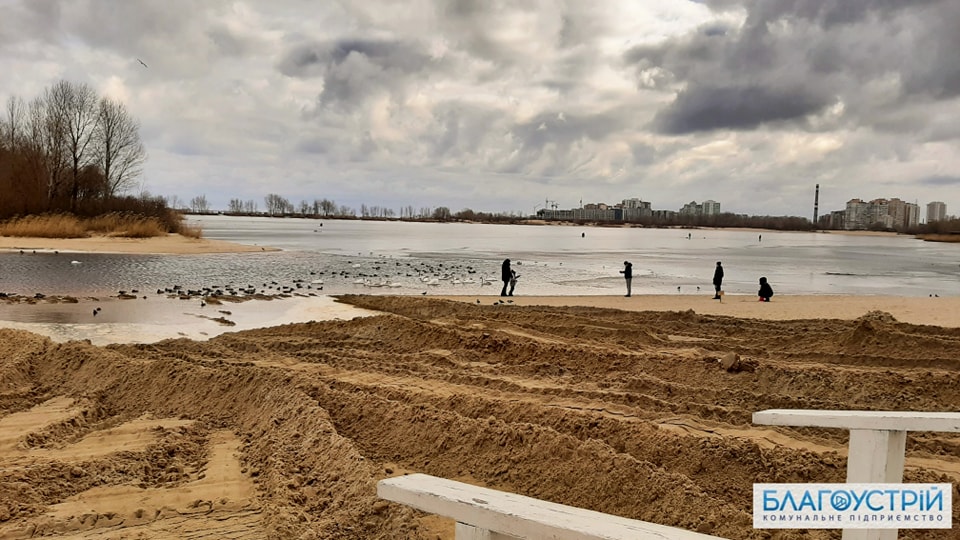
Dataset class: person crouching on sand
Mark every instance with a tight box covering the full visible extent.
[620,261,632,297]
[758,276,773,302]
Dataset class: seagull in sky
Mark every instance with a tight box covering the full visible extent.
[137,58,148,68]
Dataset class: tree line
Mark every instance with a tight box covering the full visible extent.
[176,192,528,223]
[0,80,153,220]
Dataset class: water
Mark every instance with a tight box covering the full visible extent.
[1,215,958,298]
[2,216,957,344]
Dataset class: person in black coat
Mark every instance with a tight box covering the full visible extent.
[758,276,774,302]
[500,258,511,297]
[620,261,633,297]
[712,261,723,299]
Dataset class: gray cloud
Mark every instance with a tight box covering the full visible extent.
[280,38,440,110]
[919,175,960,187]
[654,85,834,134]
[3,0,958,216]
[629,0,960,135]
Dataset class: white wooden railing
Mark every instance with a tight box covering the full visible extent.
[377,473,727,539]
[754,409,960,540]
[378,410,960,540]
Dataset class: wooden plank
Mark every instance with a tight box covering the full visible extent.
[378,474,726,540]
[753,410,960,432]
[455,522,515,539]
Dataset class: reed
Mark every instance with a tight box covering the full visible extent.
[0,212,201,239]
[0,214,86,238]
[175,222,204,239]
[917,234,960,243]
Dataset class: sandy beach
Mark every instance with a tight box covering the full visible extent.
[437,293,960,328]
[2,293,959,539]
[0,234,278,254]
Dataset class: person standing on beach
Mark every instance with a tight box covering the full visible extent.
[758,276,773,302]
[508,269,518,296]
[620,261,633,297]
[712,261,724,299]
[500,259,511,296]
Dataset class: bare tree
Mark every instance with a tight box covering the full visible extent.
[228,198,244,213]
[318,198,336,216]
[3,96,25,149]
[96,98,145,197]
[264,193,290,216]
[190,194,209,213]
[166,195,185,211]
[24,94,68,206]
[243,199,258,213]
[48,80,100,210]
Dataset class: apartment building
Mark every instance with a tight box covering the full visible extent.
[844,198,919,231]
[702,200,721,215]
[927,201,947,222]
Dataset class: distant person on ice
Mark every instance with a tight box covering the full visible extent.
[758,276,773,302]
[500,258,512,297]
[508,269,519,296]
[712,261,724,299]
[620,261,633,297]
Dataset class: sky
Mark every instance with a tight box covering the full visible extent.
[1,0,959,218]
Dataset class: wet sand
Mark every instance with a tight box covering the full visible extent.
[0,294,375,345]
[1,294,959,539]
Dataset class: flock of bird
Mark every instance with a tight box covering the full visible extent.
[2,252,518,318]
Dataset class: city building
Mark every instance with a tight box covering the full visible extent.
[621,198,652,221]
[927,201,947,222]
[818,210,845,230]
[841,197,919,231]
[702,200,721,215]
[535,197,718,224]
[844,199,871,230]
[679,201,702,215]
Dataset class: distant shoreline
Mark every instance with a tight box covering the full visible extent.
[0,233,278,255]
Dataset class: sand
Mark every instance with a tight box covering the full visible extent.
[0,234,277,254]
[1,294,959,539]
[436,294,960,328]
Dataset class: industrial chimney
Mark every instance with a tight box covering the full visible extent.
[813,184,820,225]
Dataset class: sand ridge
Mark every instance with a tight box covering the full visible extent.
[1,298,959,538]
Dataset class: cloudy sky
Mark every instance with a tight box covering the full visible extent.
[2,0,958,217]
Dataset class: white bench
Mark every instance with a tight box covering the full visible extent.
[753,409,960,540]
[378,473,727,539]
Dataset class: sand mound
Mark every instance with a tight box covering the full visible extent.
[2,297,959,539]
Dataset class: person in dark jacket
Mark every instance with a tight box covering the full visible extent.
[620,261,633,297]
[758,276,773,302]
[712,261,724,299]
[500,259,511,296]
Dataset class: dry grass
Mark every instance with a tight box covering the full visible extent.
[0,213,202,239]
[918,234,960,243]
[176,222,204,239]
[0,214,87,238]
